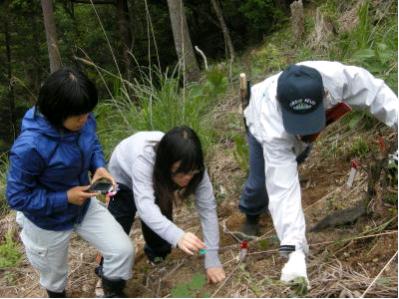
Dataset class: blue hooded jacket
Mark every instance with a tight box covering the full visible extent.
[6,107,105,230]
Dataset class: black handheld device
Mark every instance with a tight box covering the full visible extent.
[88,178,113,194]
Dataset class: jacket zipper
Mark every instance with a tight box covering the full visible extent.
[75,133,85,224]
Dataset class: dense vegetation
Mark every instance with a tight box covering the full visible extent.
[0,0,288,152]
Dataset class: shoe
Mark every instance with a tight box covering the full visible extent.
[46,290,66,298]
[95,264,103,278]
[102,276,127,298]
[240,214,260,237]
[280,250,310,288]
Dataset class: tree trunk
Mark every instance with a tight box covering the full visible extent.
[290,0,304,44]
[41,0,62,72]
[210,0,235,62]
[166,0,200,81]
[28,6,43,101]
[4,13,17,139]
[116,0,133,80]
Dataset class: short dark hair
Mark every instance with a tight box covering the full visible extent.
[153,126,205,216]
[36,67,98,127]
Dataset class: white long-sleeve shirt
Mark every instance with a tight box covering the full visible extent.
[244,61,398,251]
[108,131,221,269]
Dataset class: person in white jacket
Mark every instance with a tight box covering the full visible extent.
[240,61,398,285]
[96,126,226,284]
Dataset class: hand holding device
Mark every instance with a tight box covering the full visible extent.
[88,178,114,194]
[67,185,97,206]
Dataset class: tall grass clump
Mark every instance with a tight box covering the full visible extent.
[307,0,397,132]
[0,154,9,217]
[95,65,228,159]
[336,0,397,129]
[0,230,22,269]
[339,0,397,88]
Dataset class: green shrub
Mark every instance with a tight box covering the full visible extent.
[0,231,22,269]
[339,0,397,89]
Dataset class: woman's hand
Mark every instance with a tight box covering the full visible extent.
[206,267,226,284]
[92,167,116,190]
[67,185,97,206]
[177,232,205,255]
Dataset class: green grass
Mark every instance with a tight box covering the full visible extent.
[95,66,228,159]
[0,231,22,269]
[233,133,249,174]
[170,273,208,298]
[0,154,9,217]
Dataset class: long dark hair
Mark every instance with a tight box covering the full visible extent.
[36,67,98,128]
[153,126,205,216]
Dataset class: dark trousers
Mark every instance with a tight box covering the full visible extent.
[108,184,172,262]
[239,131,269,216]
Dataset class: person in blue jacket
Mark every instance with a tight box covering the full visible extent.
[6,68,134,298]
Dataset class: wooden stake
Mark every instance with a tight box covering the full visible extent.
[239,73,248,114]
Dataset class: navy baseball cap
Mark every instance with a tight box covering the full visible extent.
[277,64,325,135]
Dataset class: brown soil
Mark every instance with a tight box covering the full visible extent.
[1,97,396,298]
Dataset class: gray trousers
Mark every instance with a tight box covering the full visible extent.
[18,198,134,293]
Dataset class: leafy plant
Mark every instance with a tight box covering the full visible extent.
[289,276,308,297]
[171,273,207,298]
[203,66,228,97]
[0,231,22,269]
[341,0,397,88]
[349,137,370,158]
[257,239,269,250]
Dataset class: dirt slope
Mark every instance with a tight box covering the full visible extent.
[1,84,397,298]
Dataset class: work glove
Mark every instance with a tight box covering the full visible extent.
[280,250,310,289]
[387,150,398,179]
[388,150,398,166]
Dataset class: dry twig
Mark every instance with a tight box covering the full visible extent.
[211,263,240,297]
[360,250,398,298]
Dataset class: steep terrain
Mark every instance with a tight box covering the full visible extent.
[0,81,397,298]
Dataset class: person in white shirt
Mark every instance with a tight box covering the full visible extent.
[96,126,226,284]
[239,61,398,285]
